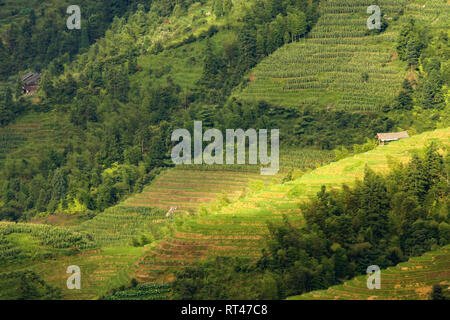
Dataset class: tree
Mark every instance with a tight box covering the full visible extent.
[50,168,67,202]
[238,17,258,70]
[358,168,390,243]
[418,71,444,109]
[405,36,421,68]
[286,10,307,42]
[105,67,129,103]
[431,284,447,300]
[80,26,90,50]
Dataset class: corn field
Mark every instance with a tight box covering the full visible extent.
[239,0,410,112]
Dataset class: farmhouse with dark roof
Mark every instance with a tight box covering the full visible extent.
[21,72,41,95]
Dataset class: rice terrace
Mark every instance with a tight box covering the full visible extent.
[0,0,448,307]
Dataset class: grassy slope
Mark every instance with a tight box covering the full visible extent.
[123,168,281,214]
[131,128,450,284]
[237,0,448,111]
[289,245,450,300]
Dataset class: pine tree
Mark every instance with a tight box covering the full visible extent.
[358,168,390,243]
[431,284,446,300]
[50,168,67,202]
[80,26,90,50]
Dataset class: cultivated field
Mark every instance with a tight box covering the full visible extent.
[0,112,69,164]
[289,245,450,300]
[1,128,447,299]
[238,0,448,112]
[133,128,450,284]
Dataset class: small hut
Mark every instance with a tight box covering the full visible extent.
[21,72,41,95]
[376,131,409,145]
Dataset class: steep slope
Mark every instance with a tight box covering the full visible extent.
[238,0,448,111]
[121,148,334,214]
[0,111,70,164]
[133,128,450,283]
[289,245,450,300]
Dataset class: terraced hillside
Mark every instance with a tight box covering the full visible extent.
[3,128,447,299]
[0,222,95,268]
[289,245,450,300]
[0,112,70,164]
[123,168,280,214]
[133,128,450,284]
[238,0,448,111]
[0,220,155,300]
[122,148,334,214]
[76,206,170,247]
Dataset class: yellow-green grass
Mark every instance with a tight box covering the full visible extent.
[289,245,450,300]
[122,148,334,214]
[1,208,170,300]
[135,128,450,284]
[24,246,146,300]
[123,168,282,214]
[237,0,448,112]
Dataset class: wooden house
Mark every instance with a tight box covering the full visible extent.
[376,131,409,145]
[21,72,41,95]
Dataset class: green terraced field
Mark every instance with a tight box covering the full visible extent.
[0,222,95,268]
[122,148,334,215]
[133,128,450,284]
[0,112,70,164]
[75,206,170,247]
[123,168,281,214]
[289,245,450,300]
[26,246,146,300]
[4,128,447,298]
[237,0,448,111]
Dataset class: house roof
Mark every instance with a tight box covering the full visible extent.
[21,72,41,85]
[376,131,409,142]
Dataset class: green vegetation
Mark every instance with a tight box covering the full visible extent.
[133,128,450,288]
[172,144,449,299]
[290,246,450,300]
[76,206,170,247]
[0,270,61,300]
[0,0,448,301]
[104,283,171,300]
[0,222,95,266]
[238,0,409,110]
